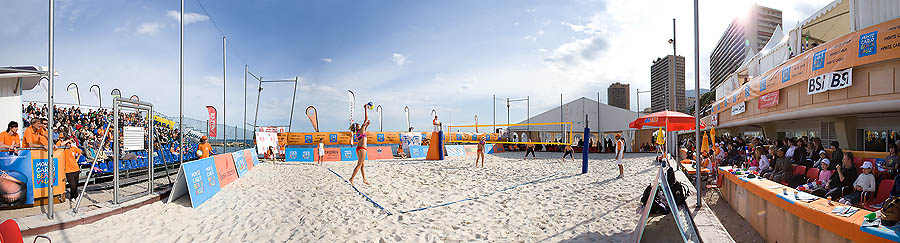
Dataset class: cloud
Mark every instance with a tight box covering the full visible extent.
[543,36,609,69]
[166,10,209,24]
[320,57,333,63]
[523,30,545,41]
[392,53,407,66]
[136,23,164,35]
[526,8,536,13]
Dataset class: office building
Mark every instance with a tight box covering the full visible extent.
[650,55,685,112]
[607,82,630,110]
[709,4,782,90]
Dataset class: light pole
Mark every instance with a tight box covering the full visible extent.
[693,0,702,208]
[223,36,227,152]
[636,89,651,117]
[47,0,56,219]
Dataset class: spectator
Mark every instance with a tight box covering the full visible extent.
[798,158,832,192]
[884,144,899,177]
[764,148,791,183]
[58,135,83,200]
[23,118,48,149]
[812,152,858,199]
[198,136,212,159]
[840,161,876,205]
[830,141,844,170]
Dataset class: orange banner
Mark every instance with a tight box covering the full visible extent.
[712,17,900,114]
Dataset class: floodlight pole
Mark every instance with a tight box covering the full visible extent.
[244,65,247,148]
[179,0,184,172]
[693,0,702,208]
[47,0,55,219]
[223,36,227,152]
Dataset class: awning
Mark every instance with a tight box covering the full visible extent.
[0,66,49,92]
[800,0,850,44]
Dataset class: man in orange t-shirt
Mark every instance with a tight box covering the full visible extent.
[23,118,48,149]
[0,121,20,153]
[198,136,212,159]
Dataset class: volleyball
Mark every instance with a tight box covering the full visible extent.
[366,102,374,110]
[196,150,203,157]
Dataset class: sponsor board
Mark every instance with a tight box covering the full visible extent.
[757,90,779,109]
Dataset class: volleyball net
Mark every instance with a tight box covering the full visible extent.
[446,122,574,145]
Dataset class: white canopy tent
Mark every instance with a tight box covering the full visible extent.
[0,66,50,134]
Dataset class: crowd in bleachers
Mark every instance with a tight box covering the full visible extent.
[684,134,900,220]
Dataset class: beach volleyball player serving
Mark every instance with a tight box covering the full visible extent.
[348,102,373,185]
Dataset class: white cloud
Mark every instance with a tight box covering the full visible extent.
[392,53,407,66]
[320,58,333,63]
[544,36,609,69]
[526,8,536,13]
[136,23,164,35]
[524,30,545,41]
[166,10,210,24]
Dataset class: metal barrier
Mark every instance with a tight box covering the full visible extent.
[112,97,155,204]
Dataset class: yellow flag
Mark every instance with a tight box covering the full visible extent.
[710,127,716,145]
[701,132,709,153]
[656,128,665,145]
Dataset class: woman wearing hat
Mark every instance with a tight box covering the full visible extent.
[840,161,877,205]
[797,153,832,192]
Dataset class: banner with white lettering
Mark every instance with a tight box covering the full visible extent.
[206,106,217,137]
[808,68,852,95]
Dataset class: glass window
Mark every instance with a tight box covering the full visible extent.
[863,129,890,152]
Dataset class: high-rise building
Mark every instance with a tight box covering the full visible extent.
[650,55,685,113]
[709,4,782,90]
[607,82,630,110]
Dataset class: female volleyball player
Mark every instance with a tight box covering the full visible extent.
[562,144,575,161]
[476,136,486,168]
[348,103,372,185]
[317,138,325,165]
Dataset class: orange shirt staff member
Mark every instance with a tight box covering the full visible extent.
[0,121,21,153]
[58,136,83,200]
[198,136,213,159]
[23,118,49,149]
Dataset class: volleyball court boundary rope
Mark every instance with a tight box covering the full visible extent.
[326,167,393,216]
[398,170,564,214]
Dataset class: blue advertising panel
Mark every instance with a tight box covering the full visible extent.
[231,150,249,178]
[340,147,367,161]
[0,151,34,205]
[249,149,260,165]
[408,145,429,158]
[285,147,315,162]
[180,157,221,208]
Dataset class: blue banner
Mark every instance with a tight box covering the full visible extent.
[285,147,315,162]
[231,150,249,177]
[181,157,221,208]
[340,147,367,161]
[0,151,34,205]
[249,149,260,165]
[408,145,429,158]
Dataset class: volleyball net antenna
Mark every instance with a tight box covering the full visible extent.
[447,122,574,145]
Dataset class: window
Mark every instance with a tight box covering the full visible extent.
[861,129,898,152]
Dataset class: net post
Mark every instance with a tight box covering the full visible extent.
[582,114,589,174]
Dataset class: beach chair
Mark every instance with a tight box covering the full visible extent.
[0,219,50,243]
[853,157,864,173]
[805,168,820,183]
[862,179,894,211]
[788,165,807,187]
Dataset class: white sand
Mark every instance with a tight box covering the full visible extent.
[36,152,663,242]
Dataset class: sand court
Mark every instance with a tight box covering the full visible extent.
[34,152,667,242]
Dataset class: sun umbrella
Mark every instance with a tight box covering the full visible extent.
[710,127,716,145]
[628,110,706,131]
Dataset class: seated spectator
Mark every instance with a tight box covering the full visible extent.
[764,148,791,183]
[797,157,832,192]
[830,141,844,170]
[812,152,858,199]
[23,118,48,149]
[397,145,406,158]
[884,144,899,177]
[811,150,830,169]
[840,161,877,205]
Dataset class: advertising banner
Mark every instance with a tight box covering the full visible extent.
[322,148,341,161]
[464,145,478,156]
[445,145,465,157]
[731,102,746,116]
[206,106,217,137]
[257,126,287,133]
[255,132,278,155]
[285,147,315,162]
[213,154,238,187]
[340,147,363,161]
[180,157,221,208]
[408,145,429,158]
[366,146,394,160]
[249,149,260,165]
[30,150,65,200]
[152,115,174,129]
[485,144,496,154]
[231,150,250,177]
[711,17,900,114]
[807,68,852,95]
[757,90,780,109]
[282,132,403,146]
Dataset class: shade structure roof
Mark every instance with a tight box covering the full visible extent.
[629,110,705,131]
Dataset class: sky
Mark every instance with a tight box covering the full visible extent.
[1,0,832,133]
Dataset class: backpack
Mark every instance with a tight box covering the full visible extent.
[640,184,670,215]
[667,167,691,206]
[882,196,900,226]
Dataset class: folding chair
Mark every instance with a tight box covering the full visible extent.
[0,219,50,243]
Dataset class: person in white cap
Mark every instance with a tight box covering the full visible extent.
[797,155,832,192]
[811,150,830,169]
[840,161,877,205]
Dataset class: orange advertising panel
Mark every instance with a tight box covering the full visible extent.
[366,146,394,160]
[713,17,900,114]
[213,154,238,187]
[321,148,341,161]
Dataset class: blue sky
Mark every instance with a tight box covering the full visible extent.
[1,0,830,133]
